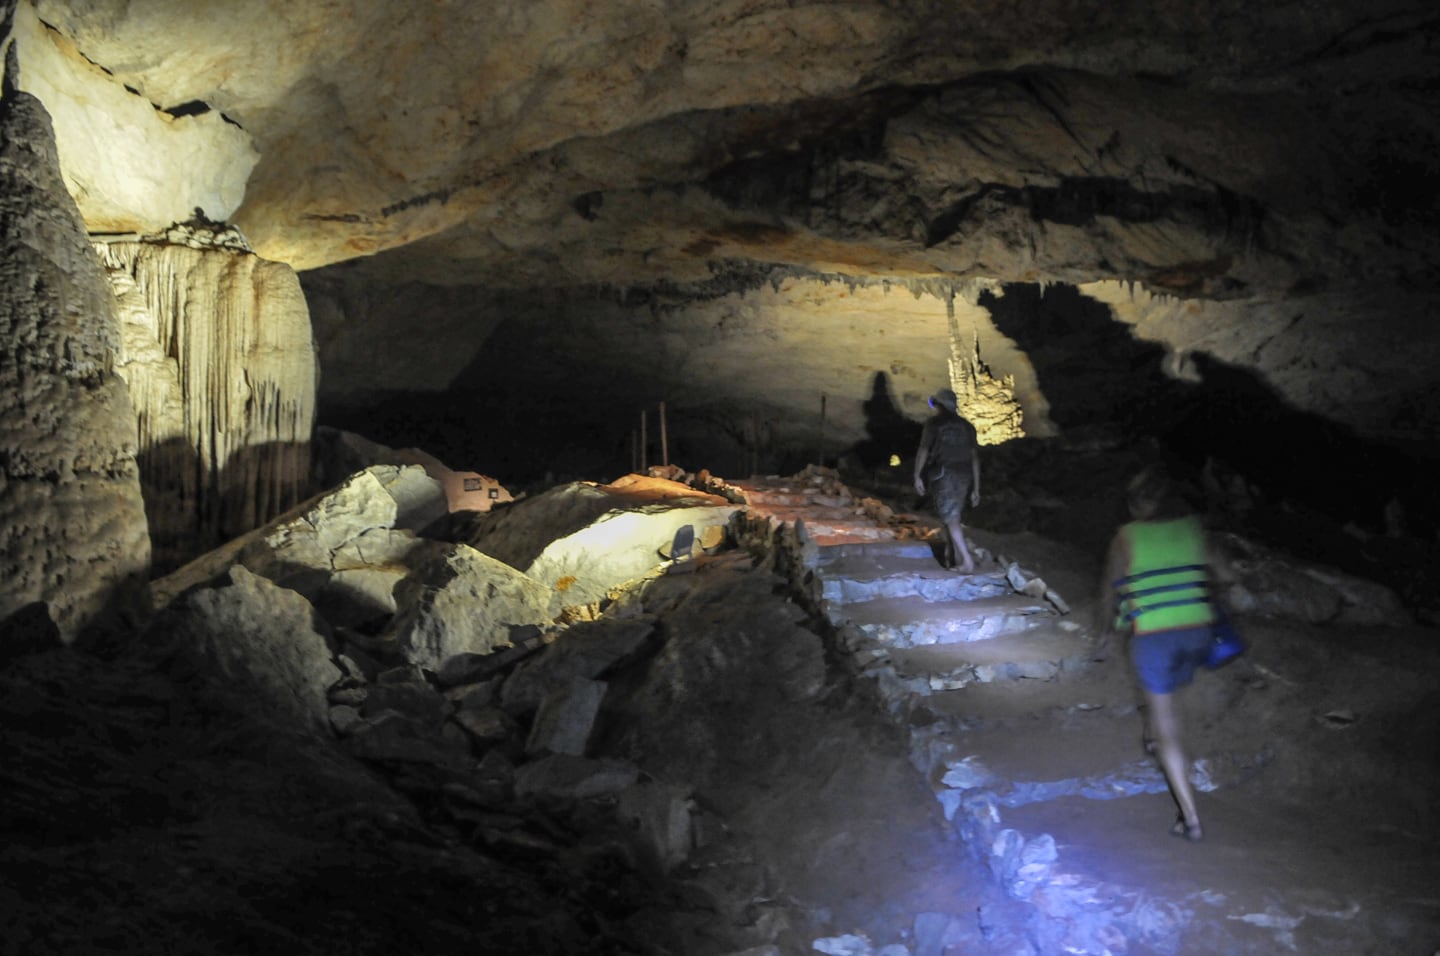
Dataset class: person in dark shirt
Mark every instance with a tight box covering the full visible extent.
[914,388,982,573]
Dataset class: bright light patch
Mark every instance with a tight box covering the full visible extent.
[889,454,901,467]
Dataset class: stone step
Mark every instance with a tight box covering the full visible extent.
[736,490,825,507]
[798,523,895,548]
[731,480,847,498]
[763,505,869,524]
[830,593,1059,647]
[922,700,1173,806]
[819,562,1012,605]
[911,656,1117,720]
[814,539,939,567]
[880,626,1092,687]
[744,491,859,508]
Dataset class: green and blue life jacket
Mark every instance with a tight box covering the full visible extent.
[1112,516,1215,635]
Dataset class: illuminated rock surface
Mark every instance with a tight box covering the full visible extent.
[0,69,149,642]
[102,237,317,571]
[4,0,1437,474]
[3,0,1440,953]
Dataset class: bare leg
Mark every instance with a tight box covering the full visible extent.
[1143,689,1202,840]
[944,516,975,573]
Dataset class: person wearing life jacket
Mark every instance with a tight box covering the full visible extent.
[1098,466,1231,843]
[914,388,981,573]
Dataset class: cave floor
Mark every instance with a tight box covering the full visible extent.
[3,465,1439,955]
[721,470,1440,955]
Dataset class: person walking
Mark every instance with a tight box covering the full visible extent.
[1097,466,1232,843]
[914,388,981,573]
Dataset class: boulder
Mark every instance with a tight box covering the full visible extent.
[501,617,654,714]
[513,754,642,802]
[1221,533,1411,627]
[525,676,608,757]
[312,426,514,514]
[383,543,554,672]
[615,780,696,874]
[153,464,448,628]
[151,565,341,733]
[461,474,738,615]
[344,711,471,767]
[300,465,446,550]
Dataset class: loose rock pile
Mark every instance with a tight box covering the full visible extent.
[141,463,849,953]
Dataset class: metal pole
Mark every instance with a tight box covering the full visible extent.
[817,392,827,467]
[750,412,759,476]
[640,410,648,472]
[659,400,669,467]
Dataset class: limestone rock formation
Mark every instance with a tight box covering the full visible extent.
[0,57,149,643]
[24,0,1430,283]
[151,563,342,733]
[100,238,317,571]
[311,425,515,515]
[458,474,740,615]
[0,0,1430,471]
[0,0,1433,542]
[383,543,554,672]
[6,0,255,234]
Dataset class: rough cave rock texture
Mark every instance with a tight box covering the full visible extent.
[0,71,150,641]
[6,0,255,234]
[4,0,1439,502]
[99,238,317,571]
[458,474,740,616]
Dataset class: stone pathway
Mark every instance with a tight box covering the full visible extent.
[724,467,1440,956]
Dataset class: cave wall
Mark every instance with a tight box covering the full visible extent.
[1,0,1436,558]
[303,273,1034,483]
[1082,281,1440,443]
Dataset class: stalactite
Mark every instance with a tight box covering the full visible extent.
[96,239,317,572]
[946,296,1024,446]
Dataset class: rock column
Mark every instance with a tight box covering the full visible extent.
[0,52,151,641]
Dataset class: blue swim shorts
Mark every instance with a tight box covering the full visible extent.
[1129,626,1214,695]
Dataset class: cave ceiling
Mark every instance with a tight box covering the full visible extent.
[9,0,1440,466]
[24,0,1436,288]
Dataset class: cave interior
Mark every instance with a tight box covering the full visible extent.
[3,1,1440,953]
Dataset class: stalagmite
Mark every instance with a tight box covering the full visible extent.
[0,55,150,641]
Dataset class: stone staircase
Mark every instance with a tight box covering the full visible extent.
[721,467,1410,955]
[727,469,1090,706]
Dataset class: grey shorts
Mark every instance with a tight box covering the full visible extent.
[928,467,973,522]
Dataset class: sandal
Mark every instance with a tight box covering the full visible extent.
[1169,817,1203,843]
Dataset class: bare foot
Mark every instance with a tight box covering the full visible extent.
[1170,817,1203,842]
